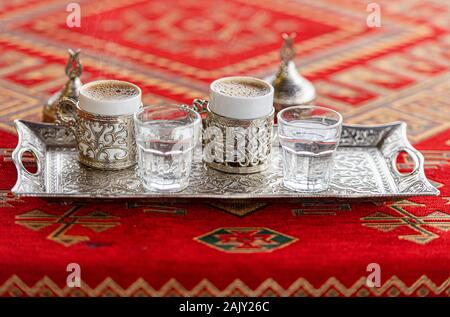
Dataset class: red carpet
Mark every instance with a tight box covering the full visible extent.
[0,0,449,296]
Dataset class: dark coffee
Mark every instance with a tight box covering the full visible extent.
[214,79,270,98]
[84,81,139,101]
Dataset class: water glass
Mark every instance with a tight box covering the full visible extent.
[134,105,201,192]
[277,105,342,192]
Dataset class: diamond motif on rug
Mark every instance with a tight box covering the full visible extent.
[195,227,297,253]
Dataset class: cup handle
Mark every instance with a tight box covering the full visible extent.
[55,97,78,131]
[192,98,209,115]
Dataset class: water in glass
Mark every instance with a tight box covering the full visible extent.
[278,106,342,192]
[134,105,200,192]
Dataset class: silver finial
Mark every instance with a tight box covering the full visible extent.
[268,33,316,113]
[43,49,83,123]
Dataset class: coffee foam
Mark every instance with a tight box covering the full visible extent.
[83,82,139,101]
[214,79,270,98]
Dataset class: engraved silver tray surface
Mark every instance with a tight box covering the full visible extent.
[11,120,439,200]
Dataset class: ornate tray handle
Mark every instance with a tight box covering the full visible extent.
[382,123,438,195]
[14,147,42,176]
[12,120,46,193]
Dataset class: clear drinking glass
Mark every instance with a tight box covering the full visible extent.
[134,105,201,192]
[277,105,342,192]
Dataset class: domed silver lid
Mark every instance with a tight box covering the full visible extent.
[44,49,82,122]
[269,33,315,106]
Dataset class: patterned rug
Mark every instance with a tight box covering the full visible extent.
[0,0,449,297]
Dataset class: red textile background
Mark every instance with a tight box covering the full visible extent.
[0,0,449,296]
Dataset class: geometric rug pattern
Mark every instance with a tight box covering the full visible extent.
[0,0,449,296]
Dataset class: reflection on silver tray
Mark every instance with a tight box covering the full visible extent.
[11,120,439,200]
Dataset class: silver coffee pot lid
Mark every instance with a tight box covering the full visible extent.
[269,33,315,105]
[43,49,82,122]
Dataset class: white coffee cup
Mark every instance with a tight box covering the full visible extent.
[78,79,142,116]
[209,76,274,119]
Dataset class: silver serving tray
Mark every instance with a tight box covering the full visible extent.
[11,120,439,200]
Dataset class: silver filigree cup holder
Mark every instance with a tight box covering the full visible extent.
[198,76,276,174]
[56,97,137,170]
[203,103,274,174]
